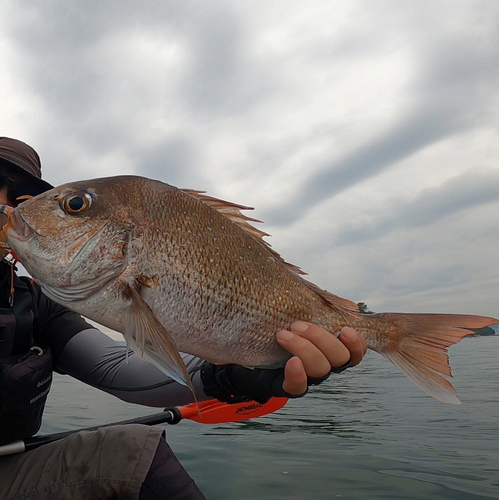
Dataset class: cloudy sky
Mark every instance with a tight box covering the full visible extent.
[1,0,498,319]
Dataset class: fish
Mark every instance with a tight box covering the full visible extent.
[1,175,497,404]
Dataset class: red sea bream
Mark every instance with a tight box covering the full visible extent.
[2,176,497,403]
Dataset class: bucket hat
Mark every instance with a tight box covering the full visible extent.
[0,137,53,196]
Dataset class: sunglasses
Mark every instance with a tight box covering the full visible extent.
[0,174,41,207]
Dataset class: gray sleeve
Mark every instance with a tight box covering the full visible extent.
[55,328,212,407]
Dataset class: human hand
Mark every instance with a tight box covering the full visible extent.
[276,322,367,396]
[200,322,367,404]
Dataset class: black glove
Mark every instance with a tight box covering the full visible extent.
[200,360,351,405]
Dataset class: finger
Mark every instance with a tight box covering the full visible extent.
[337,326,367,367]
[276,325,346,378]
[276,329,330,378]
[291,322,351,369]
[282,356,308,396]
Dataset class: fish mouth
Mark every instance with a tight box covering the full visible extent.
[4,208,36,243]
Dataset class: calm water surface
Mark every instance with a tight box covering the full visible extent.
[41,335,499,499]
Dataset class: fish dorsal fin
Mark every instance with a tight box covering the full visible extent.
[182,189,306,275]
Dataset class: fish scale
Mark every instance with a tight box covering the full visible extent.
[1,175,497,404]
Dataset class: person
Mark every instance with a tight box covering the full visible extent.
[0,137,367,500]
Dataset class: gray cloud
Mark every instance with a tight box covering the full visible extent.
[131,135,200,187]
[180,5,247,113]
[264,110,465,225]
[332,169,499,246]
[2,2,197,148]
[264,3,499,226]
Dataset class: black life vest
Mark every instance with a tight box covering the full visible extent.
[0,266,53,446]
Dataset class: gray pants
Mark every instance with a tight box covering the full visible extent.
[0,424,163,500]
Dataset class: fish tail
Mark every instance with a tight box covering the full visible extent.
[364,312,498,404]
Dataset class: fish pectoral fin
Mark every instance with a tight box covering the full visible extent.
[124,284,197,400]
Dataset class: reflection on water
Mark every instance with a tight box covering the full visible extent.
[41,335,499,499]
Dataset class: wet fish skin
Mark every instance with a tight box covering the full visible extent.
[2,175,497,404]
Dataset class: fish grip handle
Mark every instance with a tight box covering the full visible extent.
[200,362,294,404]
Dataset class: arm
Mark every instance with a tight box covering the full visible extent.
[56,322,366,408]
[55,328,211,408]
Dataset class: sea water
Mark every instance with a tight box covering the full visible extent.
[40,333,499,499]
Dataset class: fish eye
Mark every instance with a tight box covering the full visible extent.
[61,192,93,215]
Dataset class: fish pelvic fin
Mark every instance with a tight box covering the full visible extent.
[124,283,198,404]
[368,313,498,405]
